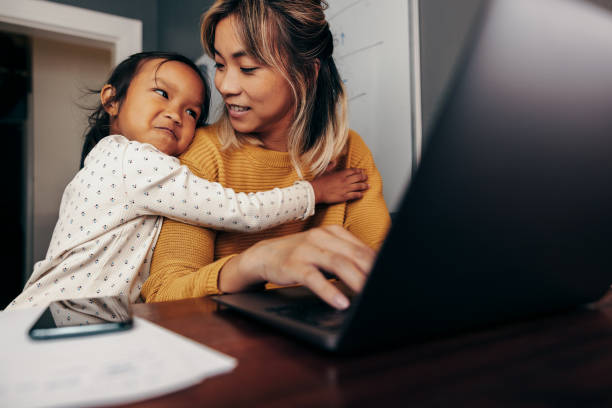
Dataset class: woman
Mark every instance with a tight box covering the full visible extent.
[141,0,391,310]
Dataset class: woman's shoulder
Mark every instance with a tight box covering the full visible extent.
[346,129,369,149]
[195,124,223,145]
[345,129,375,166]
[178,123,224,179]
[181,124,222,157]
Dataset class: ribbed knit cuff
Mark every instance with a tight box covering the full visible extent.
[207,254,239,295]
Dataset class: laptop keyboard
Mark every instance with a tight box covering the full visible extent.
[265,300,348,331]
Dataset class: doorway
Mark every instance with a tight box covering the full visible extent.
[0,32,29,308]
[0,1,141,308]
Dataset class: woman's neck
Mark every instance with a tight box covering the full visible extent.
[258,131,288,152]
[244,119,292,152]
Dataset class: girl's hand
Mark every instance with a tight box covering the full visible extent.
[218,225,376,310]
[311,168,369,204]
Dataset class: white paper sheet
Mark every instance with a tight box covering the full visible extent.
[0,307,237,408]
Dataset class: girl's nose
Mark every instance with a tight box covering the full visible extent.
[165,107,182,125]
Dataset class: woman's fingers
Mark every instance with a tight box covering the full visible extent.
[311,246,368,293]
[301,227,376,306]
[317,225,376,274]
[300,266,350,309]
[242,226,377,309]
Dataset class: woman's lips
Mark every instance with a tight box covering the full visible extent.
[227,103,250,118]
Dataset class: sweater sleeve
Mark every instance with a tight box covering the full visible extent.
[140,217,233,302]
[123,141,315,232]
[342,132,391,251]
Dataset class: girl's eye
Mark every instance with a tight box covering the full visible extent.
[154,89,168,98]
[186,109,198,119]
[240,67,258,74]
[214,62,225,70]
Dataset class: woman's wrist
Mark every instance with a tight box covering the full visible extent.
[218,248,264,293]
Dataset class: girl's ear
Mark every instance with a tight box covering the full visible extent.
[100,84,119,116]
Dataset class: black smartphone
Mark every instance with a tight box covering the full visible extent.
[28,295,133,340]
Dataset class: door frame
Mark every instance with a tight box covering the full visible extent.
[0,0,142,283]
[0,0,142,65]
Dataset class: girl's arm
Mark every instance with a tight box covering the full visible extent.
[122,140,315,232]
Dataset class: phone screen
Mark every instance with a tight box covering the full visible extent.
[28,295,133,340]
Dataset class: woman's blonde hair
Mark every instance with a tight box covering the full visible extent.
[201,0,348,178]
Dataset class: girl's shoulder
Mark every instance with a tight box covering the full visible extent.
[92,134,132,154]
[101,134,130,147]
[82,135,129,166]
[84,135,173,168]
[105,134,176,159]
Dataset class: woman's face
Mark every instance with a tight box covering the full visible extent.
[213,16,295,147]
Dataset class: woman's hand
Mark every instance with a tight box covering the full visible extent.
[218,225,376,309]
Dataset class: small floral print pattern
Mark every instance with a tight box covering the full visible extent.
[7,135,314,310]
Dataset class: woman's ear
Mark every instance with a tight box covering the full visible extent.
[314,58,321,83]
[100,84,119,116]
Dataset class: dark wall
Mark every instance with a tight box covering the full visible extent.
[46,0,214,60]
[46,0,159,52]
[418,0,485,142]
[588,0,612,12]
[44,0,612,135]
[158,0,214,61]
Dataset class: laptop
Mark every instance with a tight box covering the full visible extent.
[212,0,612,353]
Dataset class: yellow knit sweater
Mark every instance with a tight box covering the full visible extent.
[141,124,391,302]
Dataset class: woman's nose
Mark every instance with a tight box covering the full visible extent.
[216,69,241,96]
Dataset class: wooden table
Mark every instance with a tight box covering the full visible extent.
[117,290,612,407]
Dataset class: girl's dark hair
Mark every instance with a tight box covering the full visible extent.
[80,51,211,168]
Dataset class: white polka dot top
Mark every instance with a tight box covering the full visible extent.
[6,135,315,310]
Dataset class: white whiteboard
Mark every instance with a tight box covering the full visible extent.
[197,0,421,212]
[326,0,421,212]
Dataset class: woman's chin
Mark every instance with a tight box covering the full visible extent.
[228,118,257,135]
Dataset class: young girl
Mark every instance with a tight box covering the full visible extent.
[6,51,368,310]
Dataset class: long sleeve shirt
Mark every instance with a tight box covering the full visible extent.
[6,135,315,310]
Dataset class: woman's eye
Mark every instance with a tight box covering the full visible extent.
[240,67,258,74]
[154,89,168,98]
[186,109,198,119]
[214,62,225,70]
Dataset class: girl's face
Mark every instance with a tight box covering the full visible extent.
[213,16,295,150]
[104,59,204,156]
